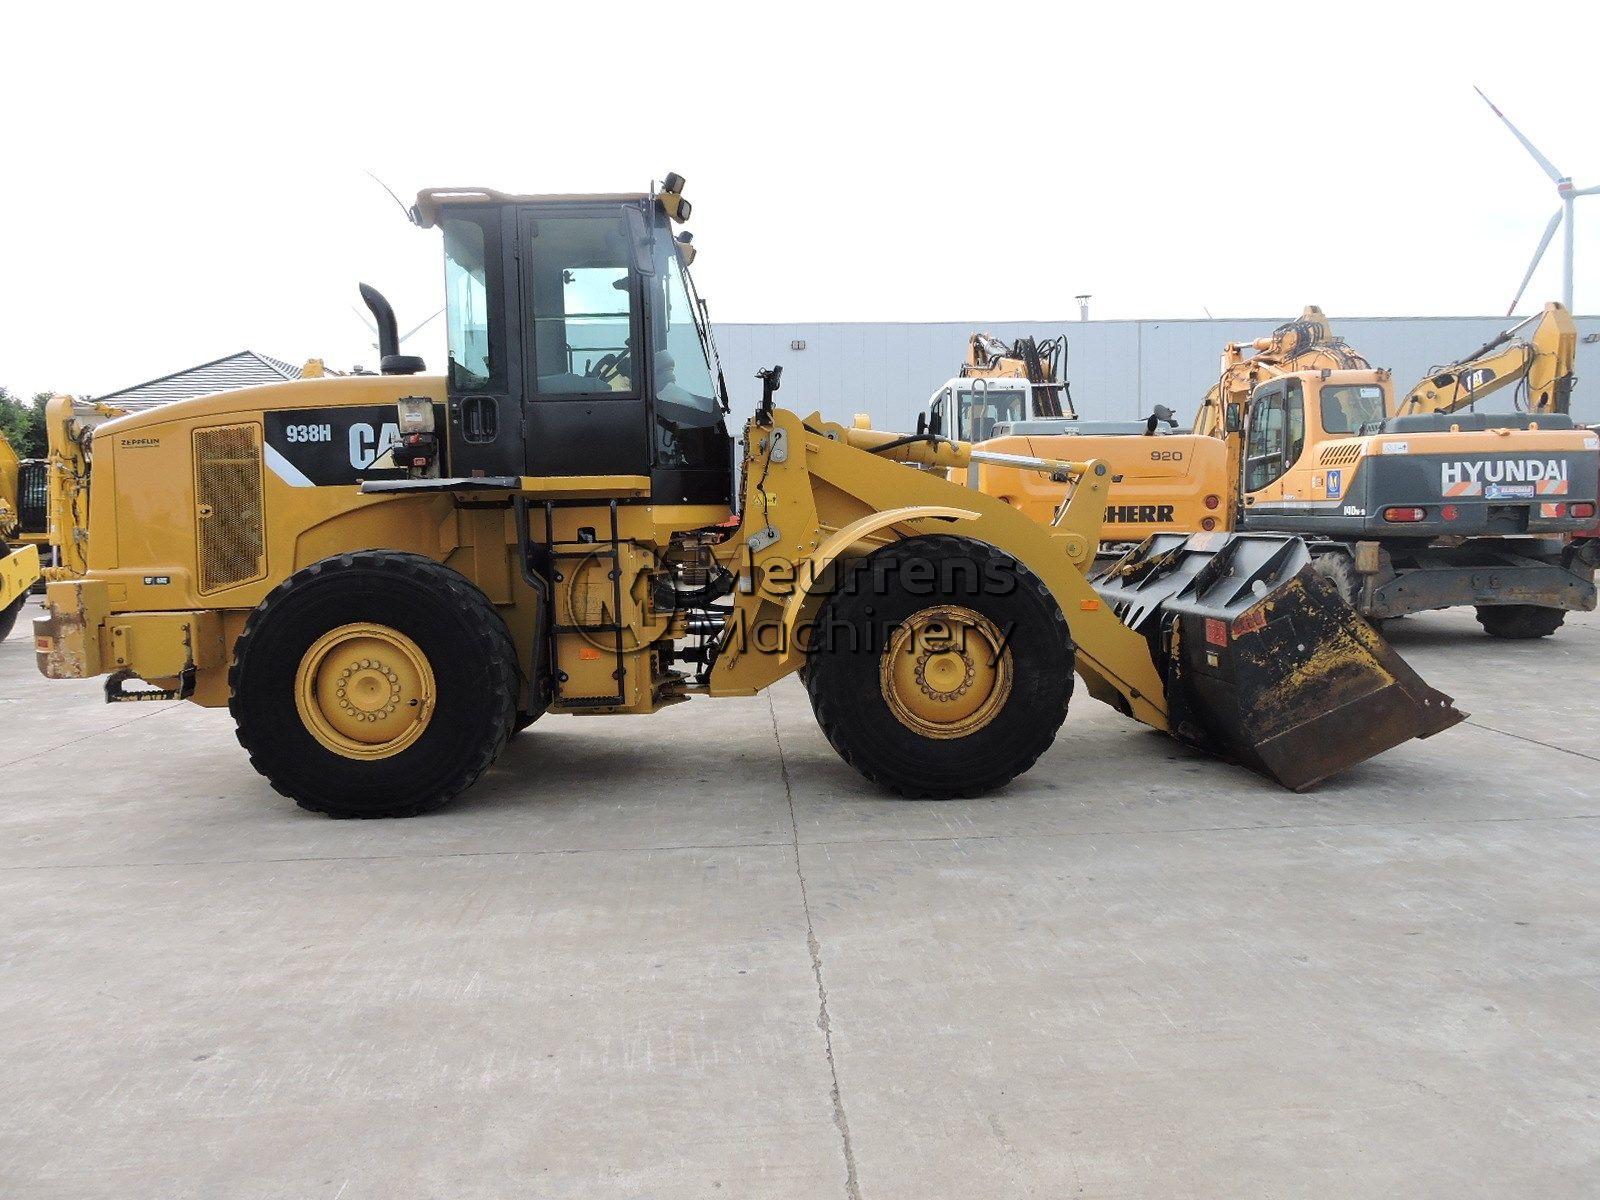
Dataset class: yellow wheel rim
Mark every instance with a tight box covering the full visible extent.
[880,605,1013,739]
[294,623,436,760]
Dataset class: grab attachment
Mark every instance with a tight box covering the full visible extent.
[1094,533,1465,791]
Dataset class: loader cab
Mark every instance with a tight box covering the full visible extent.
[427,183,733,505]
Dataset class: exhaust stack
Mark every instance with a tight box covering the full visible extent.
[359,283,425,376]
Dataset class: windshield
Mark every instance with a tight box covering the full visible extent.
[443,216,500,390]
[1321,384,1386,434]
[956,387,1027,440]
[652,237,720,423]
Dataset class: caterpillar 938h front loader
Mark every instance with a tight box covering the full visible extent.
[33,176,1463,816]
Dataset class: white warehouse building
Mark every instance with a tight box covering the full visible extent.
[710,314,1600,430]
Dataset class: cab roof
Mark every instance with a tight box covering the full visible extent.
[412,187,651,229]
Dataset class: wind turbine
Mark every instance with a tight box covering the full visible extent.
[1475,87,1598,315]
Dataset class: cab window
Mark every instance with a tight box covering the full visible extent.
[526,213,637,397]
[1245,380,1305,491]
[442,215,503,391]
[652,246,718,422]
[1320,384,1386,434]
[956,387,1026,441]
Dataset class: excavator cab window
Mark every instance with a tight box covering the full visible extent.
[1319,384,1386,435]
[929,388,951,438]
[955,387,1026,441]
[1244,380,1305,491]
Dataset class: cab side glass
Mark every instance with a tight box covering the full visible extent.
[528,215,637,397]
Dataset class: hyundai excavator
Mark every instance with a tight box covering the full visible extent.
[958,305,1598,637]
[32,175,1462,816]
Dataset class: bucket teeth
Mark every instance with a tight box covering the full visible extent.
[1094,533,1466,791]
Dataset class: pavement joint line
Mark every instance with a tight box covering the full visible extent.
[3,811,1598,876]
[1461,719,1600,764]
[769,693,862,1200]
[0,703,179,771]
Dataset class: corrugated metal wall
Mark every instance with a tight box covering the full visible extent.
[711,315,1600,428]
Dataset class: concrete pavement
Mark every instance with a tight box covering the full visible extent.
[1,599,1597,1198]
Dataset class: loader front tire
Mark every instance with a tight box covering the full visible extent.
[0,593,23,644]
[804,535,1074,799]
[230,551,519,818]
[1475,604,1566,639]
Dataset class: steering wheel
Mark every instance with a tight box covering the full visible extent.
[590,350,632,382]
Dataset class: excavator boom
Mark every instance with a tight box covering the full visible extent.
[1398,302,1577,416]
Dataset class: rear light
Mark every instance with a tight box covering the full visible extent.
[1543,502,1568,518]
[1383,506,1427,523]
[1201,516,1217,531]
[1571,502,1596,520]
[1204,494,1220,510]
[1441,504,1459,521]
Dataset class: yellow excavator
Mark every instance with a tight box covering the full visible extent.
[1,430,46,643]
[32,175,1462,815]
[960,305,1598,637]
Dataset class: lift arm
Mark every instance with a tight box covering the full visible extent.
[1397,302,1578,416]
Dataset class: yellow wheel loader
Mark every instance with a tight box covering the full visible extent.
[956,307,1599,638]
[34,177,1462,816]
[0,430,48,643]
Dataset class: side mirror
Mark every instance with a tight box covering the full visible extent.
[928,408,943,438]
[916,413,928,436]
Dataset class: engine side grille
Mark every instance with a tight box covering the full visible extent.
[194,423,266,593]
[1319,441,1363,467]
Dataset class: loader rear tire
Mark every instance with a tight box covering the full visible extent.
[1475,604,1565,639]
[229,551,519,818]
[803,535,1074,799]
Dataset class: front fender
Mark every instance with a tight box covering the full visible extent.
[777,503,980,665]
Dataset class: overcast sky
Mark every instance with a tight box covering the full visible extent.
[5,0,1598,398]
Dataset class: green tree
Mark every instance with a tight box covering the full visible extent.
[0,388,51,458]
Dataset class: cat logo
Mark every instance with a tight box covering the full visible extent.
[1104,504,1176,524]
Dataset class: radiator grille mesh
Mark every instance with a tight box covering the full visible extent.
[194,424,265,593]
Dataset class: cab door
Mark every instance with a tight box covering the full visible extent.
[1239,379,1308,527]
[517,204,652,479]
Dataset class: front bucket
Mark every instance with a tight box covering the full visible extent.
[1093,533,1465,791]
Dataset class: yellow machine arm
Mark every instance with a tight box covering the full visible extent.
[40,395,126,579]
[961,331,1077,418]
[1192,306,1372,438]
[0,430,19,541]
[1397,302,1577,416]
